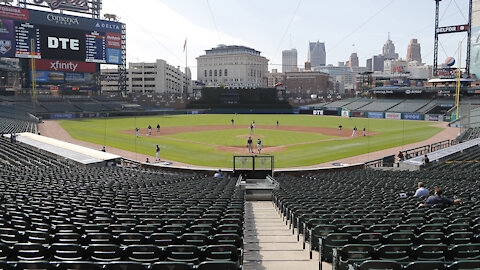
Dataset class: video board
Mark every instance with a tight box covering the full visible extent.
[0,5,123,65]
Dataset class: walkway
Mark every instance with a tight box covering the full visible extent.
[243,201,331,270]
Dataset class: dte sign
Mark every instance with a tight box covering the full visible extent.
[47,37,80,51]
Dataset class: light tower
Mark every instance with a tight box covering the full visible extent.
[433,0,441,76]
[433,0,473,77]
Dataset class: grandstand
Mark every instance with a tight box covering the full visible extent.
[0,136,245,270]
[387,100,431,113]
[343,99,373,111]
[357,99,404,112]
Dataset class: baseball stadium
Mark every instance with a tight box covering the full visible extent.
[2,1,480,270]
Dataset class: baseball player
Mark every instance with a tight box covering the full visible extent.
[276,120,279,128]
[157,124,160,132]
[250,124,254,135]
[135,128,139,137]
[148,125,152,136]
[363,127,366,136]
[352,126,357,137]
[155,145,160,161]
[257,138,262,154]
[339,125,342,135]
[247,137,253,153]
[231,119,234,125]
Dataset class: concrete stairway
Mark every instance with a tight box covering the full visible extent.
[243,201,332,270]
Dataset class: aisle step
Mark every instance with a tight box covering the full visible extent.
[243,201,332,270]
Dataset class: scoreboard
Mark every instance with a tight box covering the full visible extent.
[0,5,123,65]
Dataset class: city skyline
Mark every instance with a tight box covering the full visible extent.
[101,0,471,79]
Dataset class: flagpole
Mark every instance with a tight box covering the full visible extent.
[185,38,188,98]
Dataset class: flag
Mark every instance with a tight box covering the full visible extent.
[183,38,187,52]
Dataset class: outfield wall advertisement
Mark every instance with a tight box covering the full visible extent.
[425,114,442,122]
[385,112,401,120]
[403,113,422,120]
[368,112,384,119]
[0,5,123,64]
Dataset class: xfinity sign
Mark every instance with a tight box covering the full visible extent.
[48,37,79,51]
[50,61,78,71]
[437,24,468,34]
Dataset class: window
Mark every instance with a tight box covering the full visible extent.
[224,69,228,76]
[209,70,212,76]
[214,70,217,76]
[204,70,207,77]
[219,69,222,76]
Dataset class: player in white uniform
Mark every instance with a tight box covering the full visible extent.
[257,139,262,154]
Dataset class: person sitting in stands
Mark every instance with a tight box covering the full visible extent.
[422,154,430,167]
[213,169,222,178]
[414,182,429,197]
[419,187,462,207]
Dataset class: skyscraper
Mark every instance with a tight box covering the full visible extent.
[282,48,298,72]
[372,55,385,72]
[308,41,326,67]
[406,39,422,63]
[349,53,359,67]
[382,33,399,60]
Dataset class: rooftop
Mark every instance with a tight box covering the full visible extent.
[204,44,262,56]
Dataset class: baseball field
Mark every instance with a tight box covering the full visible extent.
[59,114,443,168]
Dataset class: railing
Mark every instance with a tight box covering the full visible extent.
[235,174,243,187]
[430,140,451,152]
[266,175,280,189]
[400,145,431,160]
[364,158,384,168]
[121,158,141,167]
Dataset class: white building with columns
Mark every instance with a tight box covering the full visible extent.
[196,45,269,88]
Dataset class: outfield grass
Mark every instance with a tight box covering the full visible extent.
[59,114,443,168]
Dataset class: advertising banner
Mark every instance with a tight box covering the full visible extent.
[341,110,350,117]
[106,48,121,64]
[94,20,122,34]
[0,5,29,21]
[385,112,402,120]
[29,9,94,31]
[0,19,15,58]
[39,25,86,61]
[403,113,422,120]
[65,72,93,82]
[35,59,95,73]
[368,112,384,119]
[425,114,441,122]
[106,33,121,49]
[313,110,323,115]
[50,113,75,119]
[33,71,64,82]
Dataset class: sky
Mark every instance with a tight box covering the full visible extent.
[101,0,471,79]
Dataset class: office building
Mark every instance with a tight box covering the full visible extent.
[308,41,326,67]
[196,45,269,88]
[382,33,399,60]
[101,59,191,94]
[282,48,298,73]
[407,39,422,63]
